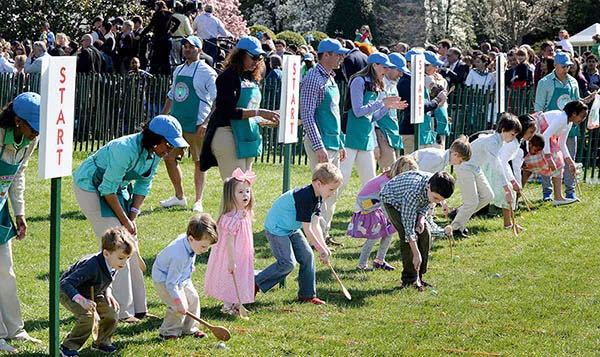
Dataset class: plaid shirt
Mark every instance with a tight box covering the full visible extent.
[300,63,336,151]
[523,152,564,177]
[380,171,432,242]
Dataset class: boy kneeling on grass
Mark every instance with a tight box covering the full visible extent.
[59,227,134,357]
[380,171,455,291]
[255,163,342,305]
[152,213,218,340]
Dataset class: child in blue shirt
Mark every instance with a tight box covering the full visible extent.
[59,227,135,357]
[256,163,343,305]
[152,213,218,340]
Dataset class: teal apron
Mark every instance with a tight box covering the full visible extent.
[315,77,343,151]
[230,79,263,159]
[377,107,402,150]
[170,62,202,133]
[345,90,378,151]
[434,106,450,136]
[549,78,579,137]
[0,145,22,245]
[92,152,158,218]
[419,88,437,146]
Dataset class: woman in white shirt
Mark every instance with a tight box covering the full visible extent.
[465,53,495,90]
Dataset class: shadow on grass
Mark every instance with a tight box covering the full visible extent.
[27,210,87,223]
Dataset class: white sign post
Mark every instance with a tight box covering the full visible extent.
[410,53,425,150]
[277,55,301,193]
[494,53,506,122]
[39,56,76,357]
[277,55,301,144]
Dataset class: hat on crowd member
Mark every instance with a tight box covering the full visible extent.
[148,115,188,148]
[367,53,396,68]
[237,36,267,57]
[554,52,574,67]
[182,35,203,48]
[317,38,349,55]
[13,92,40,132]
[424,50,444,67]
[303,53,315,62]
[389,53,410,75]
[405,48,425,62]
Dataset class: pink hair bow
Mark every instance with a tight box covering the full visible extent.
[231,168,257,185]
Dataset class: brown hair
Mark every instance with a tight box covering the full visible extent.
[449,135,472,161]
[223,48,265,82]
[312,162,343,185]
[101,227,134,255]
[387,156,418,178]
[496,112,522,134]
[349,63,384,93]
[187,213,218,244]
[220,176,254,218]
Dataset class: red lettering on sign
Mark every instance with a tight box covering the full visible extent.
[56,110,65,125]
[59,87,66,104]
[56,148,63,165]
[57,128,64,145]
[60,67,66,83]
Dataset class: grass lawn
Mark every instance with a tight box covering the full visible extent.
[10,152,600,356]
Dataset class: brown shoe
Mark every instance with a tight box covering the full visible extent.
[159,334,179,340]
[120,316,140,324]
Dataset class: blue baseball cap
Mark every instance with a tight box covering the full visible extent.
[303,53,314,62]
[405,48,424,62]
[236,36,266,57]
[317,38,349,55]
[148,115,188,148]
[13,92,40,132]
[368,53,396,68]
[424,51,444,67]
[555,52,573,67]
[389,53,410,75]
[182,35,203,48]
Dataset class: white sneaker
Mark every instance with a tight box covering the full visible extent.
[553,198,577,206]
[0,339,17,353]
[192,201,204,213]
[12,331,42,344]
[160,196,187,208]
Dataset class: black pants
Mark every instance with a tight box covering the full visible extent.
[202,38,218,66]
[383,203,431,285]
[150,37,172,75]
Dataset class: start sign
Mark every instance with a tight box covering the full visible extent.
[277,55,301,144]
[39,56,76,179]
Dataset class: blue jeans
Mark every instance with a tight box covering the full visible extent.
[542,136,577,196]
[255,230,316,299]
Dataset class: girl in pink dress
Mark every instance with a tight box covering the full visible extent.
[204,168,256,316]
[347,156,418,271]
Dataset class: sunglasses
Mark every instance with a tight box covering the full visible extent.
[250,54,264,62]
[164,140,174,150]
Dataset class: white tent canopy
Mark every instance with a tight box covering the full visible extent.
[569,23,600,46]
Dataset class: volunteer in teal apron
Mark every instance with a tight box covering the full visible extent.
[300,38,349,245]
[73,115,188,322]
[199,36,279,181]
[340,53,406,192]
[376,53,411,170]
[0,92,42,351]
[160,35,217,213]
[421,51,447,148]
[535,52,581,201]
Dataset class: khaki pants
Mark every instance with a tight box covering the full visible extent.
[339,148,376,196]
[401,135,415,154]
[73,185,147,319]
[0,241,24,339]
[60,292,118,350]
[304,137,341,237]
[375,128,399,171]
[154,280,200,336]
[451,166,494,231]
[211,126,254,181]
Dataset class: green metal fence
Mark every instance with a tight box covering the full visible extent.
[1,72,599,179]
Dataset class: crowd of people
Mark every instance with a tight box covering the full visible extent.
[0,3,599,354]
